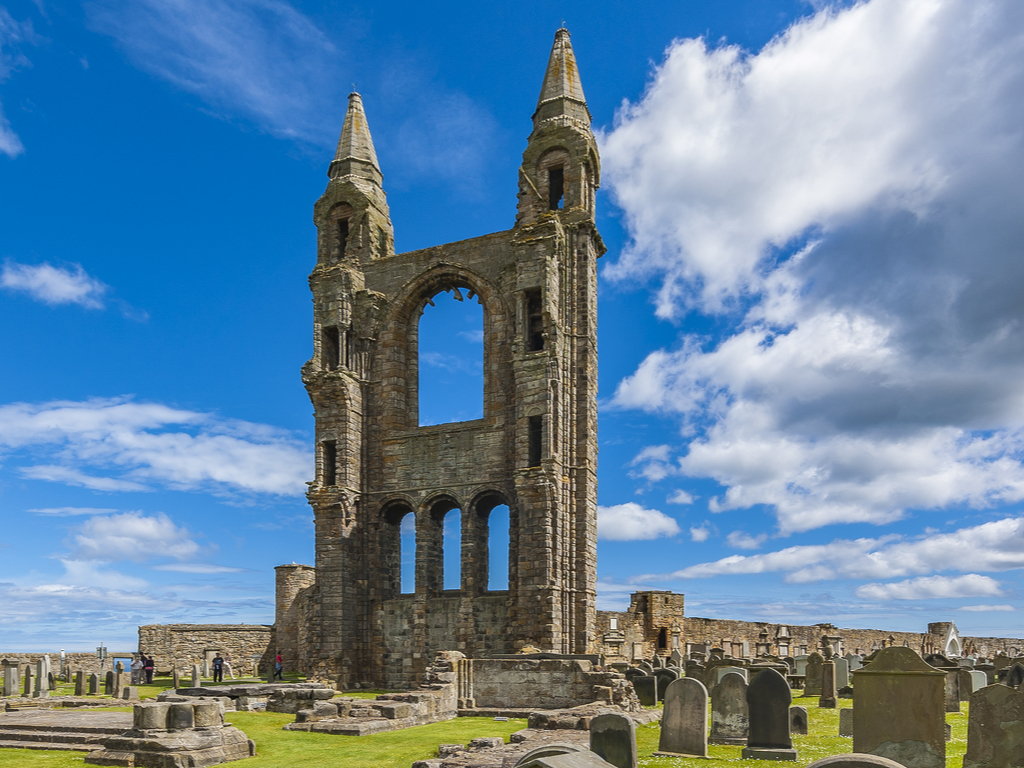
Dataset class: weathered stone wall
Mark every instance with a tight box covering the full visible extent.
[296,29,603,690]
[275,564,316,673]
[0,652,134,677]
[462,657,636,710]
[595,591,685,662]
[137,625,273,675]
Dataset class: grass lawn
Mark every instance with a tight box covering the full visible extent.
[0,692,970,768]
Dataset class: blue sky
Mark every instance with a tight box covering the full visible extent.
[2,0,1023,652]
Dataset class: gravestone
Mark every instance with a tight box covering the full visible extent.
[711,671,748,745]
[820,660,837,708]
[638,662,654,675]
[24,665,35,696]
[957,669,974,701]
[2,660,18,697]
[75,670,86,696]
[943,670,961,711]
[976,663,997,685]
[1004,662,1024,688]
[838,685,854,699]
[172,670,180,690]
[590,712,637,768]
[795,655,809,676]
[42,655,51,685]
[122,686,140,701]
[962,682,1024,768]
[844,653,862,672]
[805,653,824,696]
[88,673,99,695]
[839,708,854,737]
[714,665,747,686]
[33,659,49,698]
[804,755,908,768]
[47,672,55,690]
[742,668,797,761]
[834,658,850,689]
[967,670,987,694]
[670,649,684,667]
[958,658,975,668]
[113,666,126,699]
[632,675,658,706]
[656,677,709,757]
[105,671,114,695]
[852,647,945,768]
[654,667,679,701]
[685,661,706,685]
[192,664,202,688]
[789,706,807,736]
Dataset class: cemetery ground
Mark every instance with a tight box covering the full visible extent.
[0,684,970,768]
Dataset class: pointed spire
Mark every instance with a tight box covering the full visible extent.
[533,28,591,128]
[329,93,383,184]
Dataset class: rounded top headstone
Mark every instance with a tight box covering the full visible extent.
[805,754,907,768]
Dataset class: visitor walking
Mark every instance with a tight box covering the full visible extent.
[130,654,144,685]
[223,652,235,680]
[212,654,224,683]
[143,654,155,684]
[274,653,283,680]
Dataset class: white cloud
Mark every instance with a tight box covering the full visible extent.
[855,574,1003,600]
[629,444,676,482]
[86,0,340,145]
[958,604,1015,612]
[690,524,711,542]
[726,530,767,550]
[69,511,200,562]
[646,516,1024,583]
[597,502,681,541]
[667,489,694,505]
[603,0,1024,534]
[0,7,38,157]
[1,261,109,308]
[0,397,311,496]
[152,563,245,574]
[29,507,118,516]
[57,559,149,590]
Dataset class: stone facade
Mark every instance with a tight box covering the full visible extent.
[288,28,603,689]
[136,624,273,676]
[594,592,685,662]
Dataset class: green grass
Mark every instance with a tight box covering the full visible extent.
[0,693,970,768]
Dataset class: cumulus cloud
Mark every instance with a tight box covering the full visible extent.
[667,489,694,505]
[0,397,311,496]
[68,511,200,562]
[726,530,767,550]
[597,502,681,541]
[629,445,675,483]
[644,516,1024,583]
[854,574,1003,600]
[690,524,712,542]
[1,261,109,308]
[603,0,1024,533]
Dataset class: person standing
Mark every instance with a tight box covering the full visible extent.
[274,653,283,680]
[222,652,235,680]
[130,654,144,686]
[143,654,155,684]
[212,654,224,684]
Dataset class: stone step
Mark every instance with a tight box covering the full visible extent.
[0,722,126,735]
[0,728,109,745]
[0,738,102,752]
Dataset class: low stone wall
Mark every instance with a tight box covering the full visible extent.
[0,652,134,678]
[137,624,273,676]
[460,656,640,712]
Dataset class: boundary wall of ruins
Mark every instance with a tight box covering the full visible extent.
[137,624,274,676]
[0,652,135,676]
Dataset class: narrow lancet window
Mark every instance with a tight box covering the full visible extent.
[528,415,542,467]
[548,166,564,210]
[345,328,355,371]
[525,289,544,351]
[322,326,339,371]
[337,218,349,258]
[321,440,337,486]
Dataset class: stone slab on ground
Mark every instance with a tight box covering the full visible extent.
[0,709,131,752]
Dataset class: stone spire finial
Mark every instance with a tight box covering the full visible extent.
[328,93,382,184]
[533,27,591,128]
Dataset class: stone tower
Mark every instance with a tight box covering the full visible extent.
[296,28,603,689]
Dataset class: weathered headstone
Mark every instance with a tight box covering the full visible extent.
[820,660,838,708]
[24,665,35,696]
[839,707,854,737]
[789,706,807,736]
[711,671,748,745]
[590,712,637,768]
[122,686,140,701]
[637,662,654,675]
[962,682,1024,768]
[852,647,945,768]
[33,659,49,698]
[632,675,658,707]
[834,658,850,689]
[75,670,86,696]
[805,653,824,696]
[654,667,679,701]
[685,661,706,685]
[192,664,202,688]
[88,673,99,695]
[714,665,747,686]
[105,670,114,695]
[795,655,809,676]
[844,653,862,672]
[803,755,908,768]
[656,677,708,757]
[670,649,684,667]
[47,672,55,690]
[2,660,18,697]
[742,668,797,761]
[1004,662,1024,689]
[113,668,126,699]
[967,670,987,695]
[172,669,180,689]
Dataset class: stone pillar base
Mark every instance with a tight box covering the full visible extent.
[742,747,798,761]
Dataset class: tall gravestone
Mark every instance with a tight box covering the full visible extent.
[33,659,49,698]
[75,670,86,696]
[192,664,202,688]
[795,655,809,676]
[1004,662,1024,689]
[715,665,748,686]
[962,682,1024,768]
[743,668,797,761]
[852,647,945,768]
[711,671,749,745]
[172,670,180,690]
[88,673,99,695]
[105,670,114,695]
[654,668,679,701]
[633,675,658,707]
[590,713,637,768]
[656,677,709,757]
[2,660,18,697]
[834,658,850,689]
[820,660,838,708]
[24,665,35,696]
[805,653,824,696]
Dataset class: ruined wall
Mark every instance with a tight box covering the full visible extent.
[275,564,316,673]
[595,591,685,661]
[463,657,634,710]
[137,625,273,675]
[0,652,134,677]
